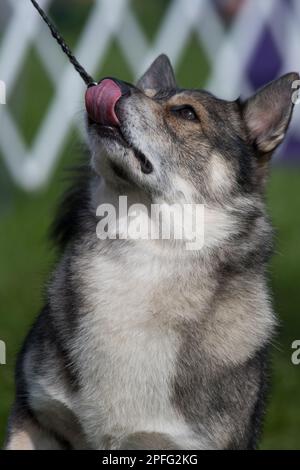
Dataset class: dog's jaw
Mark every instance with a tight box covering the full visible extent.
[85,78,154,180]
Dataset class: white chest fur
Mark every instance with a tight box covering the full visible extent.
[70,244,203,448]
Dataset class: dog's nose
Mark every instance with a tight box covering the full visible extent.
[110,79,132,98]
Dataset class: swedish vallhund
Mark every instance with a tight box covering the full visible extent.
[5,55,298,450]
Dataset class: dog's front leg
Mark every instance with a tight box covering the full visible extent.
[4,406,65,450]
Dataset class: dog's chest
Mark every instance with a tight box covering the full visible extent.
[72,247,203,443]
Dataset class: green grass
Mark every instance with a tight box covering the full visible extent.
[261,170,300,449]
[1,0,300,449]
[0,128,82,442]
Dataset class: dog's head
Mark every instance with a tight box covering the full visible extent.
[86,54,298,205]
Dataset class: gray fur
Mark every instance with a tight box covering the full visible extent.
[5,56,298,450]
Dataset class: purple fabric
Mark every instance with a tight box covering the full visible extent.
[277,137,300,164]
[244,0,299,163]
[247,27,282,90]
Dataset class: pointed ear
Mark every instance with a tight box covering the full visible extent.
[137,54,177,93]
[242,72,299,156]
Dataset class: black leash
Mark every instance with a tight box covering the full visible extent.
[30,0,96,86]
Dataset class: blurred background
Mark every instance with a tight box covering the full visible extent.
[0,0,300,449]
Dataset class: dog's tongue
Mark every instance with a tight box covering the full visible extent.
[85,79,122,126]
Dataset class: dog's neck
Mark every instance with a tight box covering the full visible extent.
[90,175,239,258]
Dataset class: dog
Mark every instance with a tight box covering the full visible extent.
[5,55,298,450]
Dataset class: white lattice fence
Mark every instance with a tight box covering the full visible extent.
[0,0,299,190]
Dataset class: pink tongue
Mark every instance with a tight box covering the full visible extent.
[85,79,122,126]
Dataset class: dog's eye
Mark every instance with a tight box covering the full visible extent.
[171,105,198,121]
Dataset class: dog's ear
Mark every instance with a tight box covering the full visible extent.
[137,54,177,93]
[243,72,299,156]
